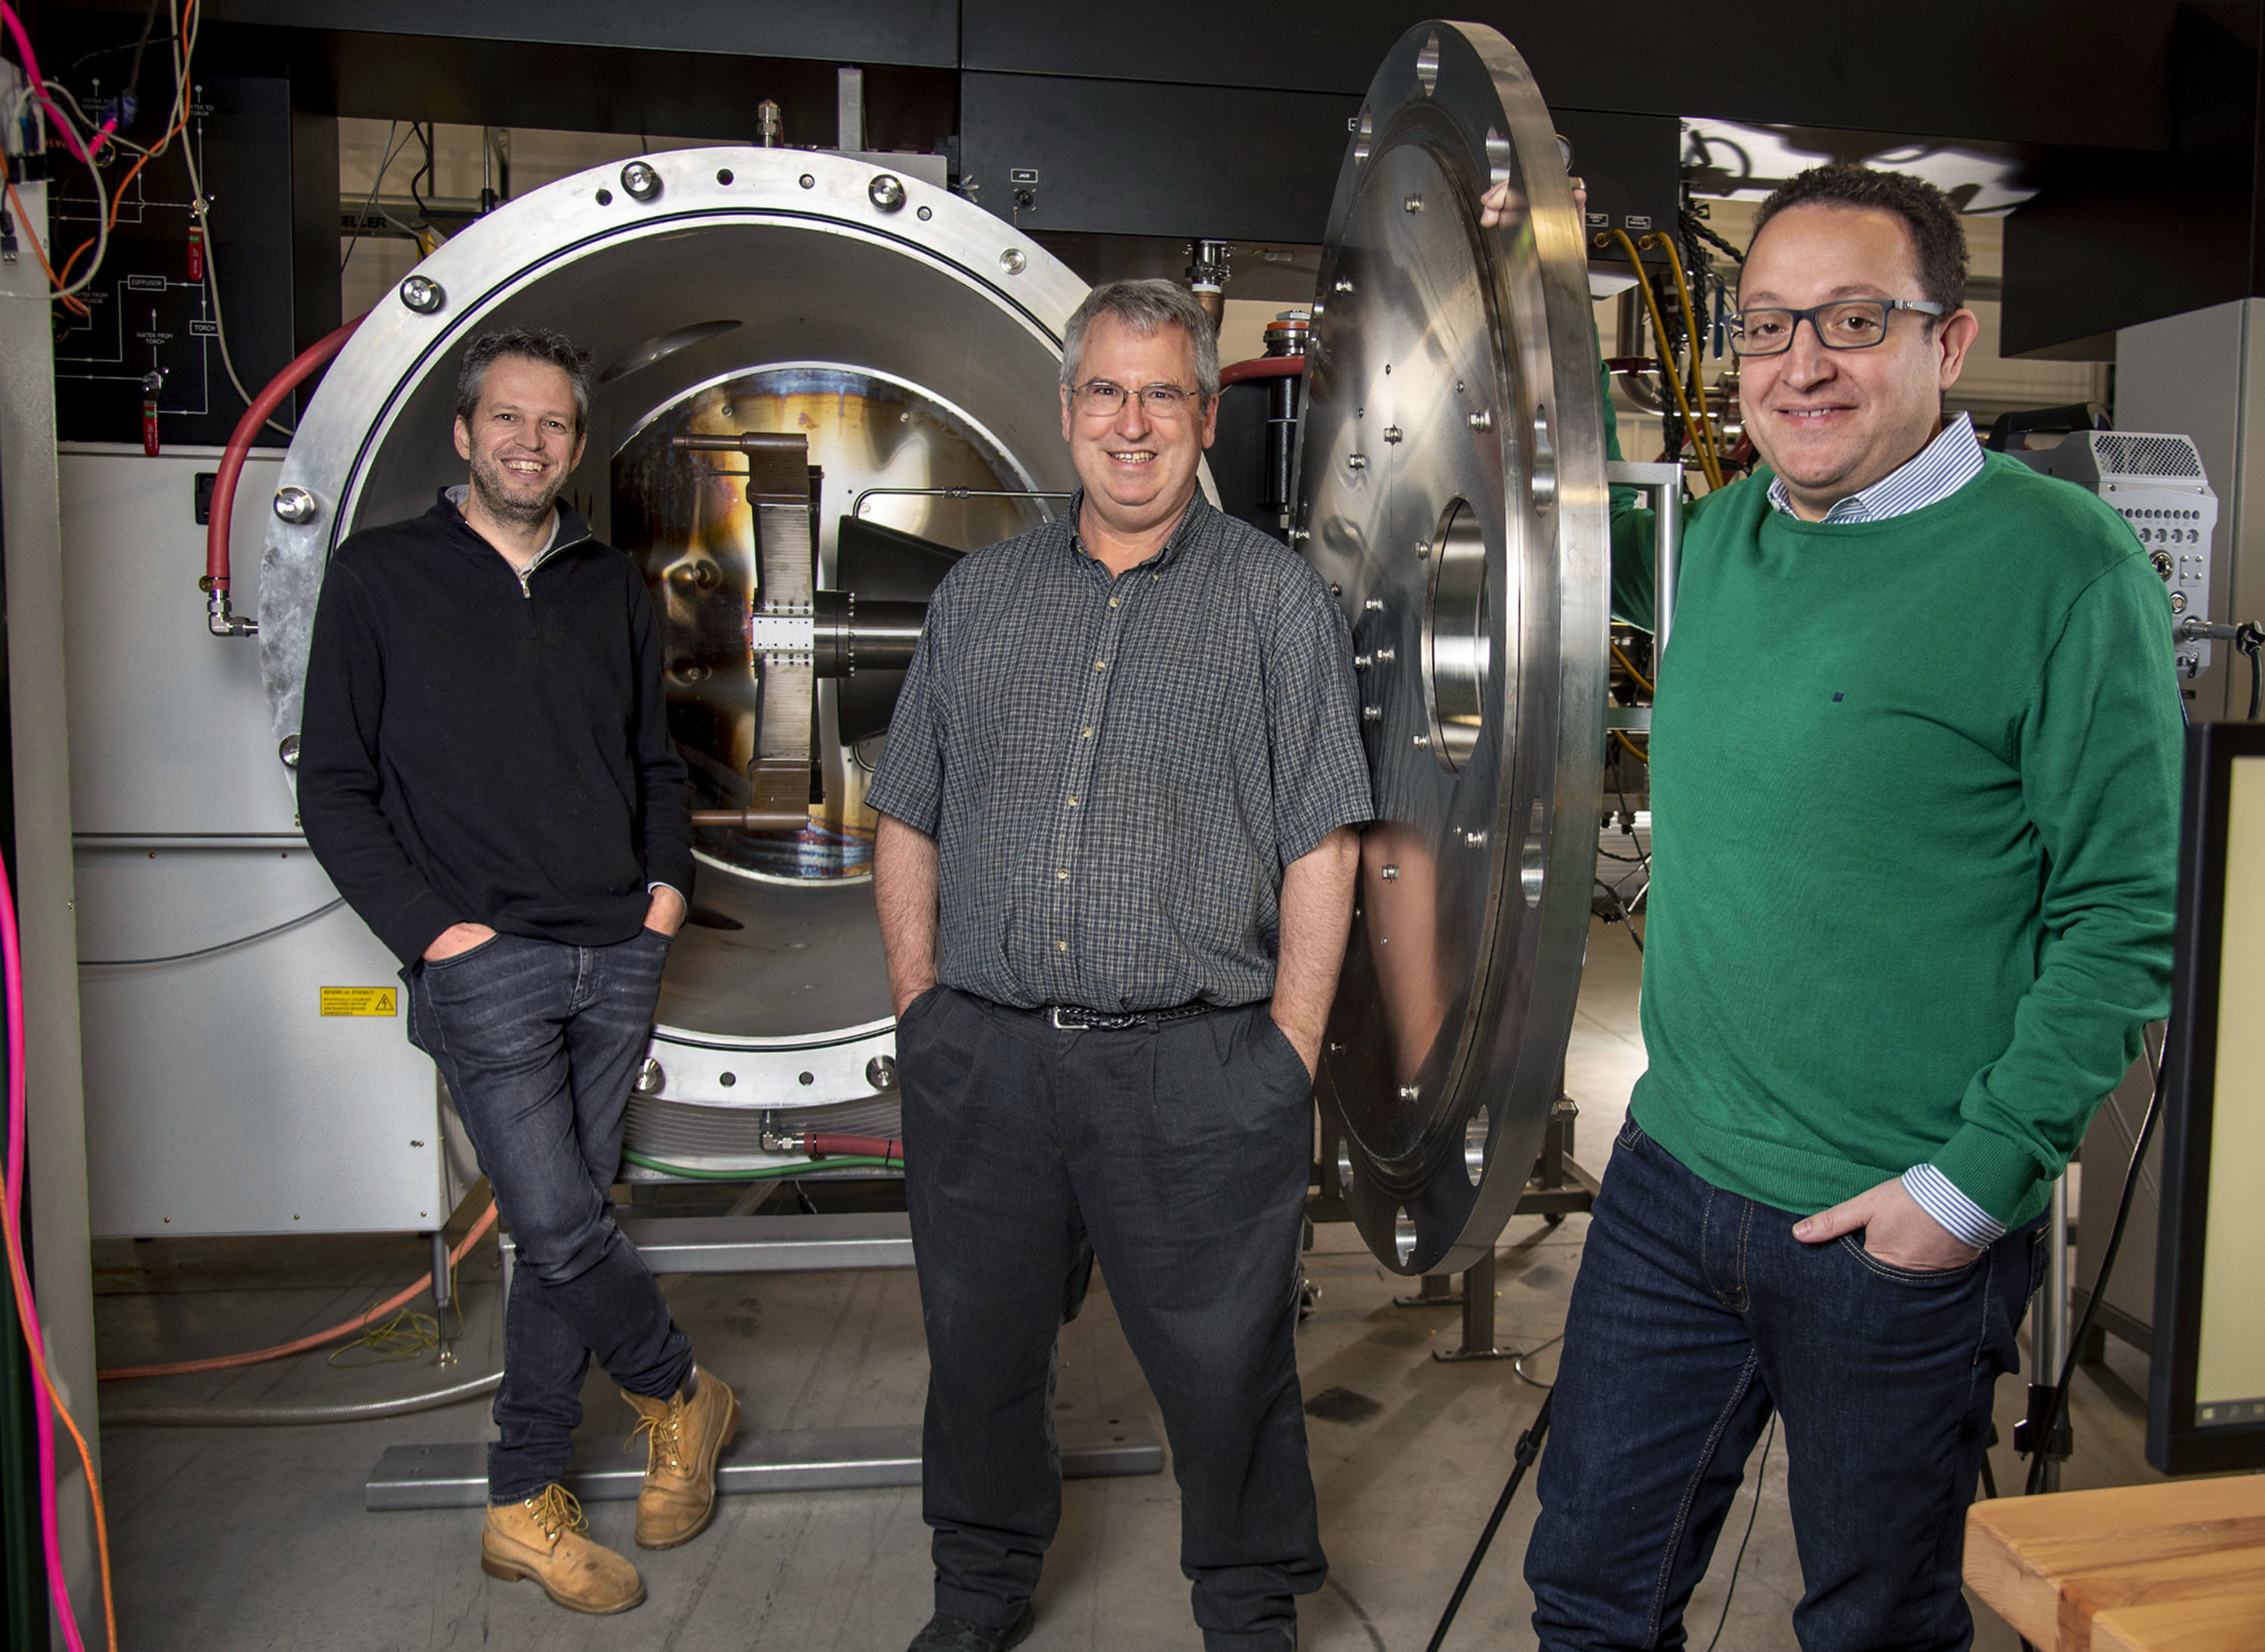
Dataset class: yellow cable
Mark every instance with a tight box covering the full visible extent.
[1644,233,1724,479]
[1610,641,1654,696]
[1611,729,1650,765]
[1601,231,1722,490]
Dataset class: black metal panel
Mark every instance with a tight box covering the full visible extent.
[960,0,2176,151]
[106,0,960,69]
[2002,5,2261,353]
[1555,109,1680,254]
[960,71,1354,242]
[47,72,306,449]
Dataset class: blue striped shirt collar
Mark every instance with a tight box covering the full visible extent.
[1765,414,1985,524]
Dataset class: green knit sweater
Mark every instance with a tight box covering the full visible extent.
[1610,453,2183,1228]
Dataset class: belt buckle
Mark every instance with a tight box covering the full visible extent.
[1049,1006,1089,1031]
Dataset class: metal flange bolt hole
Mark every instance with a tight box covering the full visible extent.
[620,161,662,202]
[398,274,444,314]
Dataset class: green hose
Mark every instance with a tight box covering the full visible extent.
[619,1149,901,1182]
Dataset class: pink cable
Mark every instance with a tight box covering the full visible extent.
[0,857,88,1652]
[0,2,109,165]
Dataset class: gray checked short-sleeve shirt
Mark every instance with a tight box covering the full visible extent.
[864,491,1373,1012]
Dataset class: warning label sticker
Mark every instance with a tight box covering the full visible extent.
[320,987,398,1018]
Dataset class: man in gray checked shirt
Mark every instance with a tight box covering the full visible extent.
[867,279,1371,1652]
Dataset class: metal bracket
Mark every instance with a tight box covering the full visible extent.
[1604,459,1684,658]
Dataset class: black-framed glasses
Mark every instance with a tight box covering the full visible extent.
[1726,298,1946,357]
[1072,380,1203,418]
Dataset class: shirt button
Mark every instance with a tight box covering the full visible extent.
[1067,796,1079,806]
[1055,940,1068,951]
[1081,728,1093,738]
[1094,661,1107,670]
[1057,869,1069,880]
[1109,596,1120,608]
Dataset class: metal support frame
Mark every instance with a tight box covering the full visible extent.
[373,1206,1163,1509]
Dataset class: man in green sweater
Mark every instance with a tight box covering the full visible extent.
[1521,165,2183,1649]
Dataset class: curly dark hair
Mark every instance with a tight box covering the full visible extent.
[454,327,592,437]
[1748,163,1969,320]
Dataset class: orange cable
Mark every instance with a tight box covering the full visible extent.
[99,1195,498,1381]
[5,177,89,316]
[2,1182,115,1650]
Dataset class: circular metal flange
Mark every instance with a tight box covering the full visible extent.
[1293,20,1608,1274]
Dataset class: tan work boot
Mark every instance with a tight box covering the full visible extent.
[479,1484,645,1614]
[624,1364,740,1549]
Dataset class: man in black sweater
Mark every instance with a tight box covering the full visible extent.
[300,328,736,1615]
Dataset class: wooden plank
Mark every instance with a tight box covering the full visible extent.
[1965,1480,2265,1652]
[2091,1583,2265,1652]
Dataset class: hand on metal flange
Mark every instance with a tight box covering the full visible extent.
[1793,1176,1983,1272]
[1479,180,1586,230]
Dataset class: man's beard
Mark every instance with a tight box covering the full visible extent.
[467,447,566,530]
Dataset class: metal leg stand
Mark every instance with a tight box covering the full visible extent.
[430,1228,458,1367]
[1431,1247,1517,1363]
[2014,1171,2073,1489]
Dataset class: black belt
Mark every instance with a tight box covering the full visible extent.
[1026,1001,1222,1031]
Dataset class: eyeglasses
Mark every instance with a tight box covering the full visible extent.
[1072,381,1204,418]
[1726,298,1946,357]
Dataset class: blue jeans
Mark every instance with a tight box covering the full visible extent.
[406,929,695,1503]
[1525,1119,2044,1651]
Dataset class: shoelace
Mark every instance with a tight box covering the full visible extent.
[627,1399,686,1475]
[525,1484,588,1543]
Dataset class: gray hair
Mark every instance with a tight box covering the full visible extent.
[455,327,592,437]
[1059,279,1220,403]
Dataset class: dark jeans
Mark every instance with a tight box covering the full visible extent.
[406,929,695,1503]
[896,988,1327,1652]
[1525,1119,2045,1652]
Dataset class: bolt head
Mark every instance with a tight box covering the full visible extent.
[868,173,907,211]
[1468,409,1493,431]
[1000,247,1028,275]
[866,1054,899,1090]
[272,485,318,524]
[276,733,300,769]
[634,1058,665,1095]
[398,274,444,314]
[621,160,662,201]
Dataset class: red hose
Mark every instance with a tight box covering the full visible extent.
[202,314,363,596]
[1219,356,1306,387]
[806,1133,904,1163]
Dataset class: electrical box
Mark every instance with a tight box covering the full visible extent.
[2022,431,2218,678]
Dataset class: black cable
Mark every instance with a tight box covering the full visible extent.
[340,119,411,273]
[1700,1416,1774,1652]
[1683,211,1746,264]
[408,122,435,222]
[78,898,346,967]
[1425,1388,1554,1652]
[1594,882,1644,954]
[2247,640,2261,723]
[2020,1045,2168,1496]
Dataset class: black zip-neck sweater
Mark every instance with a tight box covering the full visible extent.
[299,493,694,965]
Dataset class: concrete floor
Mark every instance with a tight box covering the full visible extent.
[93,913,2165,1650]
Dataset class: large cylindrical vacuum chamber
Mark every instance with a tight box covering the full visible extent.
[260,149,1088,1168]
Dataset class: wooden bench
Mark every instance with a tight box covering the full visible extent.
[1965,1476,2265,1650]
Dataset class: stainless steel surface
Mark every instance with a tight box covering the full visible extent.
[1293,22,1609,1274]
[260,148,1093,1129]
[502,1213,914,1273]
[366,1416,1163,1512]
[1607,460,1684,661]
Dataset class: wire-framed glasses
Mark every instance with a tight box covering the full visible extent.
[1072,381,1203,418]
[1726,298,1946,357]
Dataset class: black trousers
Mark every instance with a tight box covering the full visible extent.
[896,987,1327,1652]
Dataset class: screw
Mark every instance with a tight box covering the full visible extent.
[1404,195,1424,212]
[1384,425,1402,444]
[1348,453,1368,470]
[397,274,444,314]
[620,160,662,201]
[1364,597,1385,612]
[1399,1083,1420,1099]
[276,734,300,769]
[866,1055,899,1090]
[869,173,907,211]
[1468,409,1493,431]
[1413,734,1431,749]
[1354,653,1373,669]
[1375,647,1395,663]
[1465,829,1487,846]
[1381,864,1400,880]
[272,485,317,524]
[1334,276,1355,293]
[1000,248,1028,274]
[1363,705,1382,722]
[1414,538,1428,559]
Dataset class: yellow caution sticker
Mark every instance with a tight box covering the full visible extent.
[320,987,398,1018]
